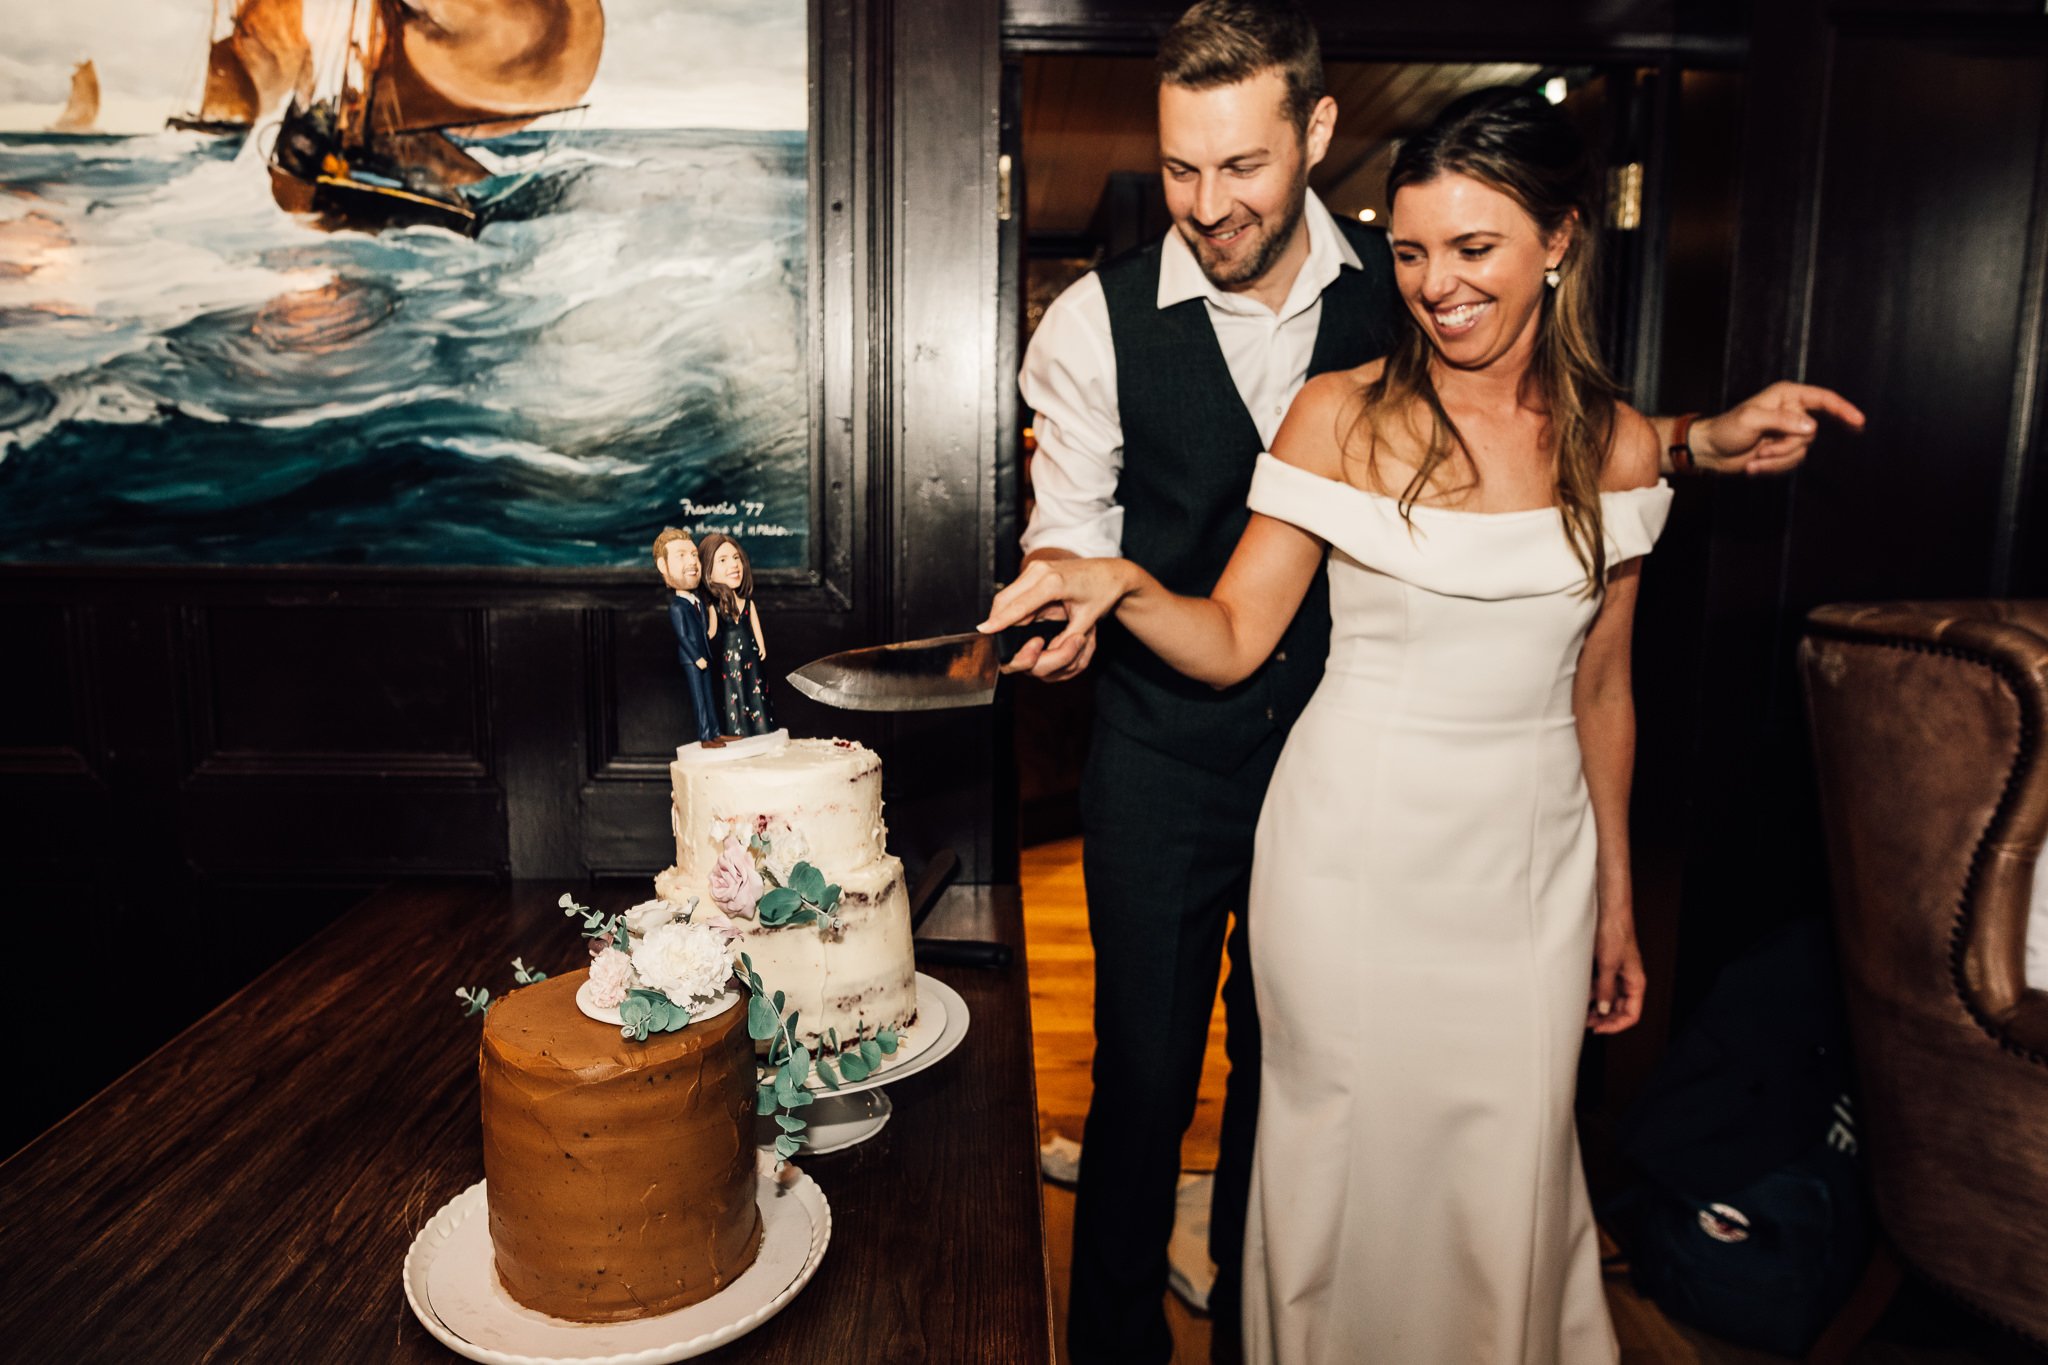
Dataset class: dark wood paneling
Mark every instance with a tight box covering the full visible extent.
[185,605,489,775]
[1677,5,2048,1006]
[1788,34,2048,606]
[0,603,91,761]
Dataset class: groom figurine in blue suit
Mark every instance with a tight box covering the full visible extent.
[655,527,722,745]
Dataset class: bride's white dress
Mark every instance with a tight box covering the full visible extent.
[1239,454,1673,1364]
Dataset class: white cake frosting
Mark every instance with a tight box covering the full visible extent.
[656,733,917,1052]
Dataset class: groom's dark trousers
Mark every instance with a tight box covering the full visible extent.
[1065,220,1395,1364]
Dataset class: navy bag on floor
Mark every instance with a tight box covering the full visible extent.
[1598,917,1873,1355]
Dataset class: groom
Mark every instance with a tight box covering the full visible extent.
[1014,3,1865,1361]
[654,527,721,746]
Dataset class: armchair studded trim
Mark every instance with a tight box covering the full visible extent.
[1801,601,2048,1346]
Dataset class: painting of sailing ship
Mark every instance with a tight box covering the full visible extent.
[0,0,811,569]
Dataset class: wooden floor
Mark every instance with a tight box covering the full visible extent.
[1020,837,2014,1365]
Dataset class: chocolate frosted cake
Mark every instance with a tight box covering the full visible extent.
[478,967,762,1322]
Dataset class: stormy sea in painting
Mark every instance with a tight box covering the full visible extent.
[0,126,809,568]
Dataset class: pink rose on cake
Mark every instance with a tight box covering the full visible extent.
[587,947,636,1009]
[709,834,764,918]
[691,903,744,944]
[635,920,734,1007]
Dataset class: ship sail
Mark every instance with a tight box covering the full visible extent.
[234,0,316,111]
[198,36,261,125]
[370,0,604,137]
[173,0,313,134]
[51,61,100,133]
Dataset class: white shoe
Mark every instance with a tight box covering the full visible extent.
[1039,1134,1082,1185]
[1168,1172,1218,1312]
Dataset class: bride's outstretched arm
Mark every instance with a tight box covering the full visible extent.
[980,514,1325,688]
[981,374,1350,688]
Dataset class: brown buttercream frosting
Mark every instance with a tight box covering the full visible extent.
[479,968,763,1322]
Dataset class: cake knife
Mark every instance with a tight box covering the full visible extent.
[785,620,1062,712]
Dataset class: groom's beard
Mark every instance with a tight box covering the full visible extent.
[1181,175,1310,292]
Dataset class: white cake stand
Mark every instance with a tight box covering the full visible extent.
[754,972,971,1154]
[403,1152,828,1365]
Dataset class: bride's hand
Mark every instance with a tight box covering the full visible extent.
[980,558,1135,678]
[1588,903,1645,1034]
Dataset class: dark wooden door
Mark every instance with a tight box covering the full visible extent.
[1676,0,2048,1001]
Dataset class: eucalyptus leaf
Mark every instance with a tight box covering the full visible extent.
[747,995,780,1040]
[755,1085,778,1116]
[838,1052,869,1083]
[791,1044,812,1083]
[791,862,825,901]
[774,1133,801,1159]
[860,1038,883,1070]
[774,1113,807,1133]
[789,1088,815,1108]
[775,1073,800,1109]
[815,1056,840,1090]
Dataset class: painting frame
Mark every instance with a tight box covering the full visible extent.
[0,0,859,604]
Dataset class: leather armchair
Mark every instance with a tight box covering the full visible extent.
[1800,601,2048,1346]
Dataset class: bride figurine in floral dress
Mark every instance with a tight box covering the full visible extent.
[699,532,776,737]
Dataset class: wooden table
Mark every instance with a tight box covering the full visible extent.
[0,881,1052,1363]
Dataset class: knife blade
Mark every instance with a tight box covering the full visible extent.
[785,621,1062,711]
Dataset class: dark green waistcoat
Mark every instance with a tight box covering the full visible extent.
[1093,217,1397,773]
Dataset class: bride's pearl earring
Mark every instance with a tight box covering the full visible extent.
[1544,266,1562,289]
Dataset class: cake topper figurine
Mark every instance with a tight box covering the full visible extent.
[699,531,776,736]
[654,527,722,746]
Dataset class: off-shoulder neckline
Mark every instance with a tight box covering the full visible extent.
[1254,452,1668,520]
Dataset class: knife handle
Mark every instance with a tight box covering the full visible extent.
[995,619,1065,665]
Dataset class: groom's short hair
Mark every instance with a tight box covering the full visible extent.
[652,526,694,562]
[1157,0,1325,136]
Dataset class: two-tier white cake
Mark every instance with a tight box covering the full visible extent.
[655,733,918,1052]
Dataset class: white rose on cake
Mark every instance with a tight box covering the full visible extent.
[762,825,812,887]
[624,897,682,937]
[634,920,735,1008]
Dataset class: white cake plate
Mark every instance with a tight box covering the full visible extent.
[576,981,740,1030]
[758,1089,891,1155]
[403,1153,829,1365]
[759,972,970,1101]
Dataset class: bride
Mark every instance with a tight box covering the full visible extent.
[985,86,1668,1363]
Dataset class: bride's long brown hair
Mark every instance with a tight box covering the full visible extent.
[1349,85,1625,592]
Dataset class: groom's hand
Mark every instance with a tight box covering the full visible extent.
[997,550,1099,682]
[1689,382,1865,476]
